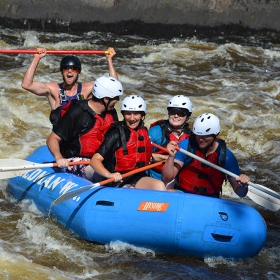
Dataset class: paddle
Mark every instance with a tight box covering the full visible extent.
[0,159,90,179]
[151,142,280,212]
[0,50,108,55]
[51,160,165,206]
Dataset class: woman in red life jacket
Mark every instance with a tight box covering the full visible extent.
[148,95,193,180]
[90,95,168,191]
[162,113,250,198]
[46,76,123,177]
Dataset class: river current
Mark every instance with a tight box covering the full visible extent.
[0,27,279,279]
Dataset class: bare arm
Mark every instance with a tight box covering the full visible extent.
[21,47,51,96]
[46,132,69,168]
[90,153,122,182]
[81,47,118,99]
[228,174,250,198]
[106,47,118,80]
[152,153,168,162]
[161,141,183,183]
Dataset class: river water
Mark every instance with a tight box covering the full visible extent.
[0,27,279,279]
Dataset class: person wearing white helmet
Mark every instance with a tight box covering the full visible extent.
[47,76,123,176]
[148,95,193,180]
[162,113,250,198]
[90,95,168,191]
[21,46,119,129]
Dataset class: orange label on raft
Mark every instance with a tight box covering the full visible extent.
[137,202,170,212]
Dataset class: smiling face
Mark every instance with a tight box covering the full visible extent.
[61,67,80,86]
[123,111,143,130]
[168,108,188,129]
[195,134,215,151]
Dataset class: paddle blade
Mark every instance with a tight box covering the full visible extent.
[0,170,29,179]
[0,159,90,179]
[0,159,36,179]
[151,142,280,211]
[0,159,34,167]
[52,161,165,205]
[247,184,280,212]
[51,183,100,206]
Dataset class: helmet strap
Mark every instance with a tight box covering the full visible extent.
[101,98,110,112]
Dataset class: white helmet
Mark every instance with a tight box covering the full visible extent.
[93,76,123,99]
[121,95,146,114]
[167,95,193,115]
[193,113,220,135]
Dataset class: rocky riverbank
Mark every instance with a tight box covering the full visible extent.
[0,0,279,39]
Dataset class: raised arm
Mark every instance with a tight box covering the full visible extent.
[106,47,118,80]
[21,47,51,96]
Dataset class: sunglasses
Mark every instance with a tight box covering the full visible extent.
[169,109,188,117]
[62,66,80,73]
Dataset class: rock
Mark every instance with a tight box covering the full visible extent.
[0,0,279,39]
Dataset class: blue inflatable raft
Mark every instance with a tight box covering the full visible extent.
[7,145,267,259]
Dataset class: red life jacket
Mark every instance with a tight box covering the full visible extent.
[60,101,72,117]
[178,138,226,196]
[150,119,191,172]
[79,113,106,157]
[115,126,152,172]
[99,113,115,140]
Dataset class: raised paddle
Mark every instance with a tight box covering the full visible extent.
[0,50,108,55]
[0,159,90,179]
[51,160,165,206]
[151,142,280,212]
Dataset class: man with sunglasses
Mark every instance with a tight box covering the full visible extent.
[162,113,250,198]
[148,95,193,180]
[21,47,118,127]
